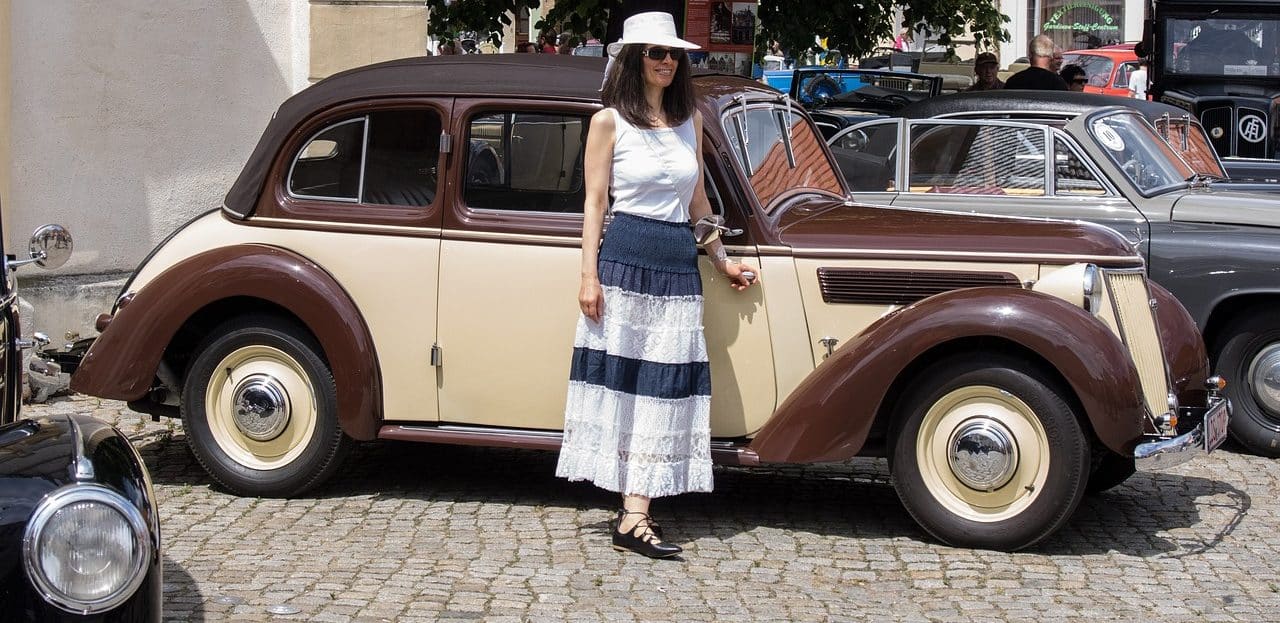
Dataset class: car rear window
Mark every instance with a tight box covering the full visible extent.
[288,110,442,207]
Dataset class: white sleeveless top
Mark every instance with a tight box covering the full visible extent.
[609,108,699,223]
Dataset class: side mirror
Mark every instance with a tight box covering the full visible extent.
[10,224,73,270]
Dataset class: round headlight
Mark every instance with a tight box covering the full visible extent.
[23,485,151,614]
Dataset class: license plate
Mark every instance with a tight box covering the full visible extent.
[1203,399,1229,452]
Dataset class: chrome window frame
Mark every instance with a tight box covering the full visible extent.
[903,118,1053,198]
[286,116,368,204]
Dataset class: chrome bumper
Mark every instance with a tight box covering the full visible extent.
[1134,397,1231,471]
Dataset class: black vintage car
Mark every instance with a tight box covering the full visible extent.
[1146,0,1280,165]
[0,213,162,620]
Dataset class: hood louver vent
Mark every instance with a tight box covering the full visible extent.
[817,268,1020,305]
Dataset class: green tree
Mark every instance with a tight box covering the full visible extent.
[423,1,1008,59]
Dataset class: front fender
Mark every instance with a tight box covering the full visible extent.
[70,244,383,440]
[749,287,1146,463]
[1150,280,1210,403]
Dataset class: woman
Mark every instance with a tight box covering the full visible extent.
[555,11,756,559]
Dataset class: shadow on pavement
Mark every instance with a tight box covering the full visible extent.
[161,554,206,622]
[128,433,1250,557]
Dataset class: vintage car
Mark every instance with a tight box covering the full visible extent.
[1145,0,1280,162]
[786,68,941,139]
[827,89,1280,456]
[69,55,1229,552]
[1061,46,1140,97]
[0,219,162,620]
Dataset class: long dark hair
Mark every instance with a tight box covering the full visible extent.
[601,44,695,129]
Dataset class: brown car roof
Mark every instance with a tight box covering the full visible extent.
[223,54,778,216]
[223,54,612,216]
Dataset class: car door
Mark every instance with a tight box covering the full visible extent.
[255,101,449,423]
[436,99,775,436]
[889,119,1149,249]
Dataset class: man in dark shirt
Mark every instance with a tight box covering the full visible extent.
[1005,34,1068,91]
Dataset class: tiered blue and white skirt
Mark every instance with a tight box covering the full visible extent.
[556,212,713,498]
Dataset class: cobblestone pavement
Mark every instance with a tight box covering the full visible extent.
[27,395,1280,622]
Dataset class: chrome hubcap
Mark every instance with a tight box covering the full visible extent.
[1247,343,1280,416]
[947,418,1018,491]
[231,374,290,441]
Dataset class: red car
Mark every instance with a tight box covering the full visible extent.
[1061,47,1140,97]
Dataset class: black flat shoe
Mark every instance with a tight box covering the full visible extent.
[612,510,682,559]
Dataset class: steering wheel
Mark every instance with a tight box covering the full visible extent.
[803,74,841,102]
[1121,157,1157,189]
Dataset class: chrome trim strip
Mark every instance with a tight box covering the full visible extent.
[791,247,1142,264]
[249,217,442,236]
[436,424,563,438]
[444,230,582,245]
[67,416,95,482]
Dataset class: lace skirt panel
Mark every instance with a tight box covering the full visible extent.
[556,213,713,498]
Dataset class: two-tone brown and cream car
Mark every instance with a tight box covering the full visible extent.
[70,55,1228,551]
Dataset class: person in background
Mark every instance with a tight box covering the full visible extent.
[437,41,458,55]
[1129,59,1149,100]
[1060,64,1088,92]
[965,52,1005,91]
[1050,47,1064,73]
[1005,34,1069,90]
[894,27,912,52]
[516,41,538,53]
[540,31,559,54]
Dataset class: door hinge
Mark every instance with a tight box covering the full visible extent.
[438,133,452,154]
[430,343,442,367]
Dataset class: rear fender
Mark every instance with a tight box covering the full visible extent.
[749,287,1146,463]
[70,244,382,440]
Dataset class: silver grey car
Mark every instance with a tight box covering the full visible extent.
[828,90,1280,457]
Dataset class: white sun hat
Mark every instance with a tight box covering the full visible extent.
[607,11,701,57]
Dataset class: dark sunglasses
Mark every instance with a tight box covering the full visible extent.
[1072,78,1088,84]
[643,46,684,61]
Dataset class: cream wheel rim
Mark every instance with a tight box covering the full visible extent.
[206,345,318,470]
[916,385,1051,523]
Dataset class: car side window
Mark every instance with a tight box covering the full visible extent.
[464,111,588,213]
[1053,137,1107,196]
[908,123,1045,196]
[288,110,442,207]
[1114,62,1137,89]
[290,118,365,201]
[831,122,899,191]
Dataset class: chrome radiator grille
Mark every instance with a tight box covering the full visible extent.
[1104,270,1170,418]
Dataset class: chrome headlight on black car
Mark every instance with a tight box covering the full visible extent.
[22,484,151,614]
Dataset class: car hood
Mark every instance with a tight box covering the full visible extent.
[0,414,153,579]
[1171,190,1280,229]
[775,197,1141,264]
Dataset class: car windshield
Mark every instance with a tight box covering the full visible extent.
[722,102,844,209]
[1151,116,1227,178]
[1091,112,1196,193]
[793,71,937,108]
[1163,17,1280,78]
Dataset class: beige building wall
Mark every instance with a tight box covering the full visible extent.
[309,1,428,81]
[7,0,310,340]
